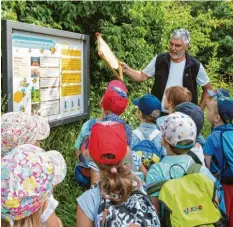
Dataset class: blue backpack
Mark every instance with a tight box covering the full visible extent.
[214,123,233,184]
[132,128,161,170]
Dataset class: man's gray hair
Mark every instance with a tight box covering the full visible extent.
[171,28,190,46]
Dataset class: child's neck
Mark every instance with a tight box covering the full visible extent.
[213,121,225,127]
[168,106,174,114]
[140,119,154,124]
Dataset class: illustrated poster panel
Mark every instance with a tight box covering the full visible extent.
[12,30,85,122]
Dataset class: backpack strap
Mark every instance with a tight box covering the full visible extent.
[146,180,168,196]
[187,151,203,165]
[149,129,161,141]
[133,128,160,141]
[211,125,233,174]
[133,129,146,141]
[146,163,202,196]
[186,163,202,175]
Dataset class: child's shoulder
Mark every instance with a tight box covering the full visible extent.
[146,155,193,184]
[77,185,101,222]
[77,185,101,208]
[83,118,98,127]
[205,129,221,145]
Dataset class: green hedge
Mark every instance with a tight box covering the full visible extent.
[2,1,233,226]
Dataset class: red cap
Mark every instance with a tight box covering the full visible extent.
[107,80,127,93]
[89,122,127,165]
[101,90,128,115]
[101,80,128,115]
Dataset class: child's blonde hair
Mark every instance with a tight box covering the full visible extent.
[97,155,140,204]
[166,86,192,108]
[1,202,46,227]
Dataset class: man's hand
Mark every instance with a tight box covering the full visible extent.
[119,62,150,82]
[199,82,212,110]
[120,62,130,73]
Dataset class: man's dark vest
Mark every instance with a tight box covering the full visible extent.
[151,52,200,105]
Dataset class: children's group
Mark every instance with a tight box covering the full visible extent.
[1,80,233,227]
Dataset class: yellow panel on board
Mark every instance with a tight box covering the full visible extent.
[61,73,81,84]
[61,85,81,97]
[61,58,81,71]
[62,49,81,57]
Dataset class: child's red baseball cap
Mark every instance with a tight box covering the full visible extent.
[101,80,128,115]
[89,121,127,165]
[107,80,127,93]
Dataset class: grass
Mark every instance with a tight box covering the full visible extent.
[41,120,85,227]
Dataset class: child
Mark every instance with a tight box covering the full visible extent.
[76,121,160,227]
[1,144,66,227]
[163,85,192,114]
[204,89,233,225]
[146,112,217,217]
[75,80,142,187]
[1,112,50,157]
[173,102,205,165]
[157,86,206,147]
[131,94,166,172]
[75,80,128,151]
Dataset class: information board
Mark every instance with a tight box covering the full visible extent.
[2,20,90,127]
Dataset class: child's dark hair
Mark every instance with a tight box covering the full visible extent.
[167,140,194,154]
[141,111,157,123]
[96,154,140,204]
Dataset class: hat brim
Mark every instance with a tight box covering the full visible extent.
[107,80,127,93]
[33,115,50,141]
[46,150,67,185]
[133,98,140,106]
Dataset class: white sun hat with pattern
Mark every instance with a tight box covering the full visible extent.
[160,112,197,149]
[1,112,50,156]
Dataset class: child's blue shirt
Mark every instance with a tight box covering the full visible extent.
[203,123,233,177]
[75,119,98,150]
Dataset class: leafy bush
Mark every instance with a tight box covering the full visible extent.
[1,1,233,226]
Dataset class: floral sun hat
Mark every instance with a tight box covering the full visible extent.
[1,112,50,156]
[1,144,67,225]
[160,112,197,149]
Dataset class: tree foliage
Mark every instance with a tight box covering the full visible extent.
[1,1,233,226]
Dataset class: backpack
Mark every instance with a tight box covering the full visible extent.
[97,189,160,227]
[213,124,233,184]
[132,128,161,169]
[147,163,229,227]
[75,118,97,188]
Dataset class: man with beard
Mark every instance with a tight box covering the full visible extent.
[121,28,212,115]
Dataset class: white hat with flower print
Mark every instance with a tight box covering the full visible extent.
[160,112,197,149]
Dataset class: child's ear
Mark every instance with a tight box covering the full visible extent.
[215,114,223,123]
[137,109,142,117]
[162,137,168,147]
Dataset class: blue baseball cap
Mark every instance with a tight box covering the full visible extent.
[133,94,161,118]
[207,89,233,123]
[207,88,230,98]
[174,102,204,135]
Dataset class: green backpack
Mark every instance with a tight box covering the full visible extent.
[147,163,228,227]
